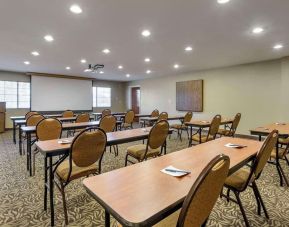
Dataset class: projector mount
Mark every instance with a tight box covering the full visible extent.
[85,64,104,73]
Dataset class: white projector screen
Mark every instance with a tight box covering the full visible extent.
[31,76,93,111]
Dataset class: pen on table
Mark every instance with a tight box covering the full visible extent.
[164,169,191,174]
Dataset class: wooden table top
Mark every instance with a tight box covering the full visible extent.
[185,118,233,127]
[15,116,94,125]
[35,127,163,155]
[10,114,63,121]
[93,112,151,118]
[92,112,126,116]
[139,115,185,121]
[250,122,289,137]
[83,137,261,226]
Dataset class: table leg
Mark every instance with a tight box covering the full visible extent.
[189,126,193,147]
[199,128,202,144]
[13,120,16,144]
[258,135,261,141]
[49,156,55,226]
[27,132,32,176]
[19,126,22,155]
[44,156,48,210]
[105,210,110,227]
[275,143,289,187]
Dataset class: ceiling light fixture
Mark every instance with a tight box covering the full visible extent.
[24,61,30,65]
[44,35,54,42]
[66,66,71,70]
[217,0,230,4]
[126,74,130,78]
[102,49,110,54]
[31,51,39,56]
[144,58,151,62]
[273,44,284,50]
[118,65,123,69]
[142,30,151,37]
[185,46,193,52]
[70,4,82,14]
[99,71,104,74]
[146,70,151,74]
[174,64,180,69]
[252,27,264,34]
[80,59,86,63]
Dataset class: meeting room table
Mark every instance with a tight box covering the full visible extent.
[139,115,185,126]
[250,122,289,186]
[10,114,63,144]
[186,118,233,147]
[35,127,172,226]
[82,137,262,227]
[92,112,151,120]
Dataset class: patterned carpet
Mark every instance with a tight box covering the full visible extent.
[0,129,289,227]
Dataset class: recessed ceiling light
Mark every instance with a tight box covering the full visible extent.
[144,58,151,63]
[70,4,82,14]
[118,65,123,69]
[99,71,104,74]
[185,46,193,52]
[252,27,264,34]
[31,51,39,56]
[44,35,54,42]
[273,44,283,50]
[80,59,86,63]
[126,74,130,78]
[102,49,110,54]
[174,64,180,69]
[142,30,151,37]
[84,69,90,72]
[66,66,71,70]
[24,61,30,65]
[217,0,230,4]
[146,70,151,74]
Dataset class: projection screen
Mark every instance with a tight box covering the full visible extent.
[31,75,93,111]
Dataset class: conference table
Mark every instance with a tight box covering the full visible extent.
[250,122,289,186]
[10,114,63,144]
[139,115,185,126]
[92,112,151,120]
[186,118,233,147]
[20,120,122,176]
[35,127,172,226]
[83,137,262,227]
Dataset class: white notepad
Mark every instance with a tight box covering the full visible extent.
[58,140,71,144]
[225,143,247,149]
[161,165,191,177]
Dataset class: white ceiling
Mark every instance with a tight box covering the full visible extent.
[0,0,288,81]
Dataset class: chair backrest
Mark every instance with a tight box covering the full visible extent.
[101,109,111,118]
[70,127,107,168]
[158,112,168,121]
[208,115,221,139]
[252,130,278,179]
[99,115,117,133]
[229,113,241,136]
[151,109,159,117]
[25,111,38,120]
[124,110,135,124]
[177,154,230,227]
[184,112,193,123]
[26,114,45,126]
[62,110,74,118]
[76,113,90,123]
[36,118,62,141]
[147,120,169,150]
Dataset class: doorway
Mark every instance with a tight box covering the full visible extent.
[131,87,140,121]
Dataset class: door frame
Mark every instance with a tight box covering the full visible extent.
[129,85,141,113]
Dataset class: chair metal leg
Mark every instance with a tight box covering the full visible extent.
[226,188,230,202]
[285,155,289,166]
[233,191,250,227]
[251,183,261,216]
[252,181,269,219]
[125,154,129,166]
[44,157,48,211]
[60,183,68,225]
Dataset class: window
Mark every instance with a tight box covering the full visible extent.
[94,87,111,107]
[0,81,30,108]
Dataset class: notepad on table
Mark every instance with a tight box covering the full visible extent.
[58,140,71,144]
[161,165,191,177]
[225,143,247,149]
[275,122,286,125]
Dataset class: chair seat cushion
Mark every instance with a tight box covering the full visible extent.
[127,144,160,160]
[218,129,231,136]
[153,210,181,227]
[225,168,252,191]
[191,134,213,143]
[56,159,98,182]
[271,148,287,159]
[171,124,187,130]
[278,138,289,145]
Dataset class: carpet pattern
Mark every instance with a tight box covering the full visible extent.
[0,130,289,227]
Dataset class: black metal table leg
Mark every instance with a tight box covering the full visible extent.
[105,210,110,227]
[49,156,55,226]
[275,143,284,186]
[44,156,48,210]
[19,126,22,155]
[199,127,202,144]
[27,132,32,176]
[189,126,193,147]
[13,120,16,144]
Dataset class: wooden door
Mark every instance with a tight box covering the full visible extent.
[131,87,140,121]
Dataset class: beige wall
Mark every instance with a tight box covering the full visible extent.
[126,58,289,135]
[0,71,126,128]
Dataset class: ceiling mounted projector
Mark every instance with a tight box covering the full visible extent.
[84,64,104,73]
